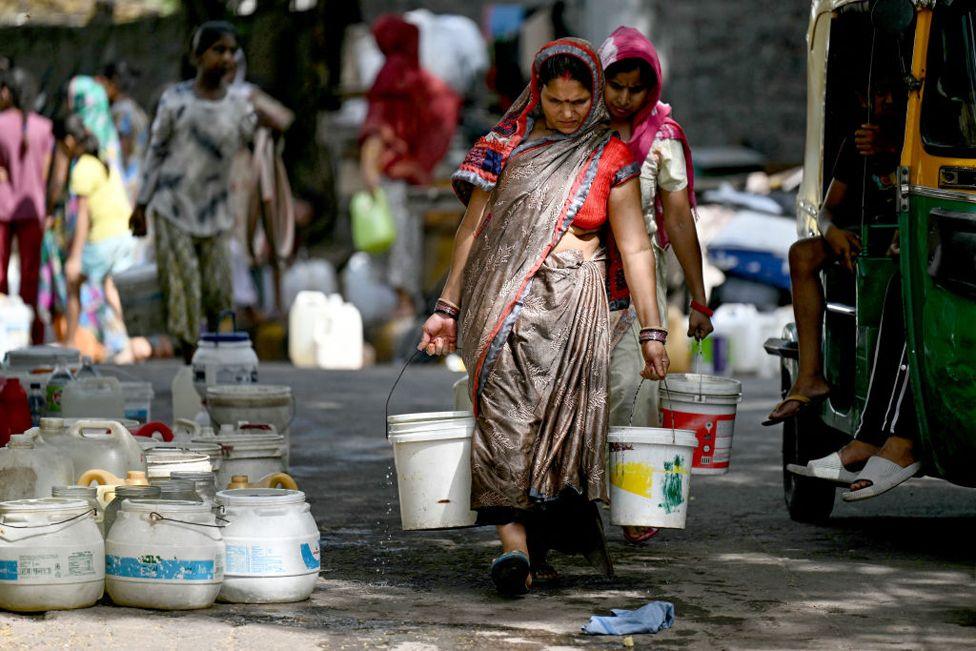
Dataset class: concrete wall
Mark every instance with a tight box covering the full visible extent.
[647,0,810,164]
[2,0,810,164]
[359,0,810,164]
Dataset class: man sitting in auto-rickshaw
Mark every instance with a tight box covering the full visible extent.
[764,75,904,427]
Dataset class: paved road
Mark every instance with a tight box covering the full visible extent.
[2,362,973,649]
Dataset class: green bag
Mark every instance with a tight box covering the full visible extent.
[350,188,396,254]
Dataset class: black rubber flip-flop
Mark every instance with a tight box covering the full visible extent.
[491,550,530,596]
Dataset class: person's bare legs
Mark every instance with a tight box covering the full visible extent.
[496,523,532,588]
[65,277,83,347]
[767,238,833,421]
[103,276,124,322]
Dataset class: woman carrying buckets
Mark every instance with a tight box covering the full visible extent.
[598,27,719,544]
[418,38,670,596]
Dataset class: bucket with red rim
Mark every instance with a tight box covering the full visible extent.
[659,373,742,475]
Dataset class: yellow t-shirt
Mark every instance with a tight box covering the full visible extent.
[69,154,131,243]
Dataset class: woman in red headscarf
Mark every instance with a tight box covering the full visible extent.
[360,14,461,317]
[418,37,670,596]
[599,26,712,544]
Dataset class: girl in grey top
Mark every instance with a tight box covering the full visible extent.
[130,22,258,359]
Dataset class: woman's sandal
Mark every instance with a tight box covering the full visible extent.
[531,561,560,585]
[491,550,530,596]
[622,526,660,545]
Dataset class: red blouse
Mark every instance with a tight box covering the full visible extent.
[571,136,640,230]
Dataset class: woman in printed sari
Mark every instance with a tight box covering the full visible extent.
[418,38,670,596]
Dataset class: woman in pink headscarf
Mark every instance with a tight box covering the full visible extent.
[599,27,712,544]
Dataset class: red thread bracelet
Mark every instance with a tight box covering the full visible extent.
[690,300,714,317]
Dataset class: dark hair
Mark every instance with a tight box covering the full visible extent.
[605,58,655,92]
[53,114,108,174]
[1,68,36,158]
[191,21,238,57]
[538,53,592,90]
[101,60,139,93]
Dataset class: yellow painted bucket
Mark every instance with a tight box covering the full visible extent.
[608,427,698,529]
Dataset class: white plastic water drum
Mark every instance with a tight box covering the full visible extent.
[659,374,743,475]
[205,384,294,465]
[121,381,154,424]
[144,449,212,483]
[388,412,477,530]
[0,434,76,499]
[35,418,145,481]
[0,498,104,612]
[113,263,166,337]
[288,290,329,368]
[191,326,259,400]
[145,442,223,474]
[608,427,698,529]
[210,426,287,489]
[61,377,125,419]
[105,499,225,610]
[215,489,320,603]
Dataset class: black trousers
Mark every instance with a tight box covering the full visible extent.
[855,274,917,446]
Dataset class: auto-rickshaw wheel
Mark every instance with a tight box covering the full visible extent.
[779,365,842,523]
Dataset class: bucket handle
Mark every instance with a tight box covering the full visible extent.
[148,511,228,528]
[133,421,174,442]
[384,350,423,439]
[628,376,678,445]
[695,339,705,402]
[0,508,96,529]
[67,419,129,441]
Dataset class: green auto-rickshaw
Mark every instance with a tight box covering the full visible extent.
[765,0,976,521]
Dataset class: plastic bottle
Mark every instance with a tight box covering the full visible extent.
[28,382,46,427]
[45,364,74,416]
[75,356,100,379]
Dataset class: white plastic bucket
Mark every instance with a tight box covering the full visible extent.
[121,381,154,424]
[105,499,225,610]
[61,377,125,419]
[205,385,294,465]
[215,489,320,603]
[211,427,287,489]
[388,412,477,530]
[659,374,743,475]
[608,427,698,529]
[0,498,104,612]
[113,264,166,337]
[144,450,212,482]
[191,332,259,399]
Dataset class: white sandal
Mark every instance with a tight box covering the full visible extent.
[841,456,922,502]
[786,451,858,485]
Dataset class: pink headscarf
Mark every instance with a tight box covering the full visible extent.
[599,26,696,248]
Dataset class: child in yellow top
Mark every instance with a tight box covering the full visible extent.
[56,115,134,347]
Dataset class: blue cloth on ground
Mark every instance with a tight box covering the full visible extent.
[581,601,675,635]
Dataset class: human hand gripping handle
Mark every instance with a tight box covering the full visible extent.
[688,300,714,341]
[640,340,670,380]
[418,313,458,357]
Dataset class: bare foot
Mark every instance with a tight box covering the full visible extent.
[850,436,916,491]
[837,440,880,469]
[766,376,831,422]
[622,526,659,544]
